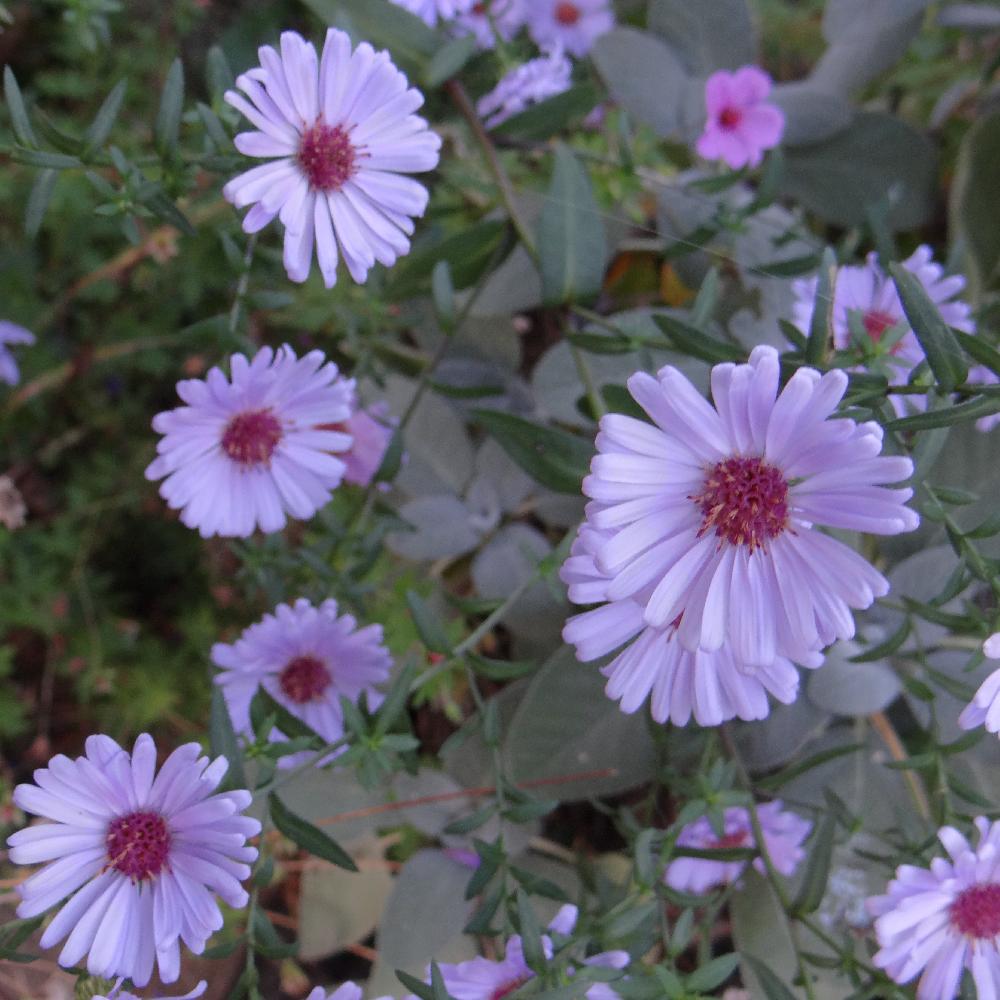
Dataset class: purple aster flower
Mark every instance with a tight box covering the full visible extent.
[561,523,817,727]
[96,981,207,1000]
[526,0,614,57]
[572,345,918,670]
[214,598,392,767]
[454,0,527,49]
[868,817,1000,999]
[145,345,354,538]
[435,904,627,1000]
[0,320,35,386]
[389,0,475,25]
[967,364,1000,432]
[307,983,394,1000]
[477,47,573,129]
[957,634,1000,735]
[791,246,976,418]
[223,30,441,288]
[664,802,811,894]
[6,734,259,987]
[696,67,784,170]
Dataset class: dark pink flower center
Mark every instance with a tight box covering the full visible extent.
[221,409,283,467]
[694,456,790,551]
[862,310,896,343]
[555,1,581,25]
[491,978,531,1000]
[950,884,1000,939]
[711,830,750,850]
[106,811,171,881]
[298,122,357,192]
[719,106,743,131]
[279,655,332,704]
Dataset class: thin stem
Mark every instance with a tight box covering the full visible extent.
[869,710,931,821]
[228,232,259,344]
[251,736,349,799]
[570,341,606,419]
[446,79,539,263]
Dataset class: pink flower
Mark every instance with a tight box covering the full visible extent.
[696,67,784,170]
[869,818,1000,998]
[340,400,395,487]
[664,802,811,894]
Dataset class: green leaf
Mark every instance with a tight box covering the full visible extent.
[493,83,602,142]
[652,314,744,364]
[8,148,82,169]
[467,653,537,680]
[155,58,185,157]
[472,409,593,494]
[431,260,456,331]
[755,743,864,792]
[516,889,545,971]
[741,954,798,1000]
[373,660,417,738]
[251,908,297,959]
[806,247,837,365]
[849,621,910,661]
[197,101,231,151]
[791,812,836,915]
[685,953,740,993]
[301,0,440,75]
[885,392,1000,431]
[951,109,1000,295]
[397,970,435,1000]
[269,793,358,871]
[424,34,477,87]
[890,262,968,392]
[84,79,127,156]
[955,330,1000,377]
[249,688,320,743]
[209,685,246,791]
[24,168,57,239]
[405,591,452,654]
[538,144,607,305]
[4,67,36,147]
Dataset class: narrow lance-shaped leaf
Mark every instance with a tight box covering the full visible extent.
[155,58,185,157]
[791,811,836,915]
[24,169,57,239]
[890,261,968,392]
[538,143,608,305]
[83,80,127,157]
[473,409,594,494]
[209,685,246,791]
[269,793,358,871]
[806,247,836,364]
[4,67,37,147]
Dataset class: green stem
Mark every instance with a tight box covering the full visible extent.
[251,736,349,799]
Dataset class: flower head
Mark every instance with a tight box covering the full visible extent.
[664,802,811,894]
[214,598,393,766]
[957,633,1000,735]
[389,0,475,25]
[868,817,1000,999]
[526,0,614,57]
[96,981,207,1000]
[791,246,976,418]
[570,346,917,671]
[7,734,259,987]
[561,523,817,727]
[696,67,784,170]
[0,320,35,386]
[454,0,527,49]
[223,30,440,288]
[477,48,573,129]
[435,904,627,999]
[145,345,354,538]
[334,396,395,487]
[307,983,395,1000]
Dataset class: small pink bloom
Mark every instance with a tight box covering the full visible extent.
[696,66,784,170]
[342,402,395,486]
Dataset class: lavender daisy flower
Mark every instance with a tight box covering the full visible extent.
[957,633,1000,735]
[389,0,474,25]
[526,0,614,57]
[477,47,573,129]
[214,598,392,766]
[561,524,817,727]
[145,345,354,538]
[967,364,1000,432]
[319,391,395,487]
[96,981,207,1000]
[664,802,811,894]
[7,734,259,987]
[696,67,784,170]
[307,983,394,1000]
[454,0,527,49]
[223,30,441,288]
[868,817,1000,999]
[791,246,976,418]
[575,345,917,670]
[435,904,627,1000]
[0,320,35,386]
